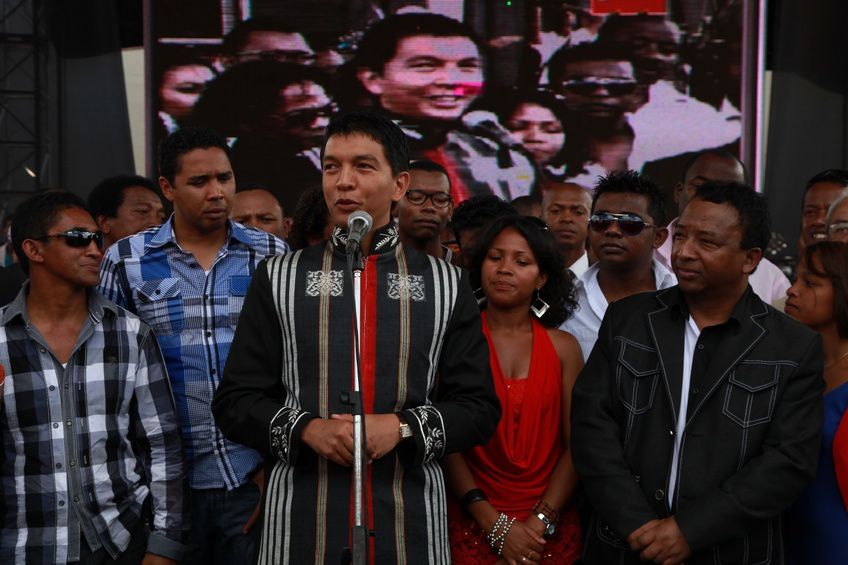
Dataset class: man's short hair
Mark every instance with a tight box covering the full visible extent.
[353,13,483,74]
[547,42,633,88]
[451,195,518,242]
[158,127,230,185]
[692,181,771,251]
[597,14,678,44]
[681,150,749,184]
[221,17,303,55]
[804,169,848,192]
[87,175,159,220]
[408,159,451,189]
[12,191,87,275]
[593,170,666,226]
[320,111,409,177]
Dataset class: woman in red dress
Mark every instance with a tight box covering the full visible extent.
[443,215,583,564]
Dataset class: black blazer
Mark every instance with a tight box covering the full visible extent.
[572,286,824,565]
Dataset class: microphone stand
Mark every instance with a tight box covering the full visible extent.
[341,239,369,565]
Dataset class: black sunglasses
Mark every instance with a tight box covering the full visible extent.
[561,79,639,97]
[406,189,452,208]
[33,229,104,249]
[589,212,652,236]
[281,104,336,129]
[523,215,549,231]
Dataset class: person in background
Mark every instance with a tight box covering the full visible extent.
[395,159,455,261]
[87,174,167,249]
[231,186,289,241]
[826,194,848,243]
[443,215,583,564]
[511,195,542,218]
[784,241,848,565]
[541,181,592,277]
[656,150,791,307]
[156,46,217,135]
[98,128,287,565]
[287,184,332,250]
[563,171,675,361]
[799,169,848,250]
[0,191,185,564]
[220,17,315,67]
[451,194,518,269]
[572,180,823,564]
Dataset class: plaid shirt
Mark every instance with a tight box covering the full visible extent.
[98,218,287,489]
[0,288,186,564]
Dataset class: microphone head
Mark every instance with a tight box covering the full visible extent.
[347,210,373,232]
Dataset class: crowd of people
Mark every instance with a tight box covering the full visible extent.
[0,5,845,565]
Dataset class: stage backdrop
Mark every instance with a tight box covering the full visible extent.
[147,0,761,221]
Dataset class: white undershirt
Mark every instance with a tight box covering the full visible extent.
[668,315,700,508]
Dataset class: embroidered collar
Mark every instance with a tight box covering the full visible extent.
[331,221,400,255]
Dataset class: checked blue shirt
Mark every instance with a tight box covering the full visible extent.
[98,217,287,490]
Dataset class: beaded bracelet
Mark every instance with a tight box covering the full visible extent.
[486,513,517,556]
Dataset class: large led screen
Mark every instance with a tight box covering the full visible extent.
[149,0,755,217]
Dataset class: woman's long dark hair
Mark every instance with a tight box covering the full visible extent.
[470,215,577,328]
[802,241,848,338]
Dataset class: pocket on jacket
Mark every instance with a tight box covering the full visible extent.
[136,277,184,336]
[722,361,780,428]
[616,338,660,415]
[228,275,252,328]
[713,519,773,564]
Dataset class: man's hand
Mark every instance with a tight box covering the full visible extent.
[636,517,691,564]
[628,519,661,551]
[242,467,265,534]
[141,553,177,565]
[332,413,402,462]
[301,417,354,466]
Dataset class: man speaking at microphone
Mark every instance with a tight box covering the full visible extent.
[212,110,500,564]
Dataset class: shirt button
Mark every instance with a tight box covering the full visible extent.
[55,463,62,469]
[74,496,80,502]
[697,344,704,350]
[58,500,65,507]
[66,421,72,427]
[53,423,59,429]
[211,369,217,375]
[39,347,46,354]
[692,387,700,394]
[669,429,674,436]
[205,330,212,338]
[654,489,665,501]
[70,460,76,467]
[49,385,55,391]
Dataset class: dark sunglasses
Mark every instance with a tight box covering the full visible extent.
[524,215,549,231]
[282,104,336,129]
[589,212,652,236]
[561,79,639,97]
[33,229,104,249]
[406,189,452,208]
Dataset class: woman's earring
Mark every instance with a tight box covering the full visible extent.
[473,287,487,307]
[531,290,550,318]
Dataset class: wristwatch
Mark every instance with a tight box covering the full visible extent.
[397,414,413,441]
[535,512,557,538]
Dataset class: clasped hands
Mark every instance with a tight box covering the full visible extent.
[300,413,402,467]
[627,517,691,565]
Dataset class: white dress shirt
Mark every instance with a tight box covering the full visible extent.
[568,251,590,279]
[562,259,677,361]
[668,315,700,507]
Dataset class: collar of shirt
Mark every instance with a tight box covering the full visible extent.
[145,214,256,252]
[577,258,678,321]
[569,251,590,278]
[331,221,400,255]
[3,282,118,326]
[662,284,752,329]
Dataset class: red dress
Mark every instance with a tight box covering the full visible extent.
[448,314,582,563]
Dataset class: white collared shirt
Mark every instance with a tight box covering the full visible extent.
[668,315,701,507]
[561,259,677,361]
[568,251,590,279]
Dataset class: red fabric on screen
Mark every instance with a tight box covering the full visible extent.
[833,409,848,511]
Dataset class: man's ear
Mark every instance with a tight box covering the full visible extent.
[159,176,176,203]
[357,68,384,96]
[673,181,683,206]
[20,239,45,268]
[96,215,112,236]
[742,247,763,276]
[653,226,669,249]
[392,171,410,203]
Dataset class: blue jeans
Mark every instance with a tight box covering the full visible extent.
[185,482,261,565]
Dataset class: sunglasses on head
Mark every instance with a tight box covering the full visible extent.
[589,212,652,236]
[33,229,104,249]
[406,189,452,208]
[561,79,639,97]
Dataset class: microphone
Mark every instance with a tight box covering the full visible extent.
[346,210,373,254]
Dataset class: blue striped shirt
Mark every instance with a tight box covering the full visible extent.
[98,217,287,489]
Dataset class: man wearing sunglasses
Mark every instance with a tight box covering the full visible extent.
[0,192,186,564]
[572,181,823,564]
[99,128,287,565]
[395,159,455,261]
[562,171,676,361]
